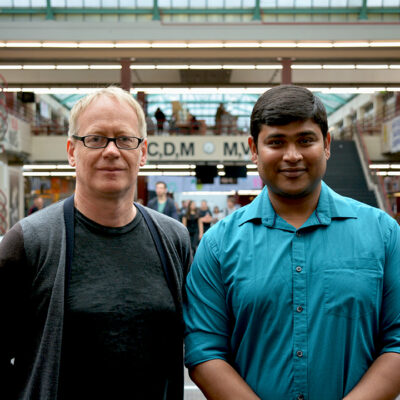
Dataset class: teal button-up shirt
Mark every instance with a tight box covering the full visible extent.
[184,182,400,400]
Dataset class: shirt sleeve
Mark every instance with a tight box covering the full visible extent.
[0,223,31,397]
[379,217,400,355]
[183,231,231,368]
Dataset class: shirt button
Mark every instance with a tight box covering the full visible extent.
[297,395,305,400]
[296,306,303,313]
[296,231,301,237]
[296,350,303,357]
[296,266,302,272]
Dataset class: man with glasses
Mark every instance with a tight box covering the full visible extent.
[0,87,191,399]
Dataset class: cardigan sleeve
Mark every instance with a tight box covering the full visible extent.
[0,223,31,398]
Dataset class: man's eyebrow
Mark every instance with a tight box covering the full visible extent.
[297,131,319,137]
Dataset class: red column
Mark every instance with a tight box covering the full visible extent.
[120,59,131,92]
[281,58,292,85]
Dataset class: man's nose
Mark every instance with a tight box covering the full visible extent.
[282,144,303,162]
[102,140,120,156]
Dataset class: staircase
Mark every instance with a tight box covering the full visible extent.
[324,140,378,208]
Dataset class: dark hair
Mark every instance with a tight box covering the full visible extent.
[185,200,199,219]
[155,181,167,188]
[250,85,328,146]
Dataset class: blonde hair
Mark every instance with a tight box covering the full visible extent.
[68,87,147,138]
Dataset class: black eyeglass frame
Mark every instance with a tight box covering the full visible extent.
[72,134,144,150]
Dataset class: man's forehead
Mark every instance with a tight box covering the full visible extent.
[260,119,323,136]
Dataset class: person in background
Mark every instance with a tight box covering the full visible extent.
[28,195,44,215]
[225,195,240,216]
[198,200,213,234]
[147,181,179,220]
[0,87,191,400]
[182,200,203,254]
[211,205,225,225]
[184,85,400,400]
[154,107,166,134]
[215,103,225,135]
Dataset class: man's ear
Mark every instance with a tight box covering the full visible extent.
[139,138,148,167]
[324,132,331,161]
[248,136,258,165]
[67,138,76,167]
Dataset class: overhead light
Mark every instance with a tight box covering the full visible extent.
[217,165,224,169]
[246,164,257,169]
[256,65,282,69]
[0,65,22,69]
[156,65,189,69]
[370,41,400,47]
[187,42,224,48]
[292,65,322,69]
[23,172,51,176]
[369,164,390,169]
[23,65,56,70]
[323,65,355,69]
[247,172,259,176]
[115,42,151,48]
[388,171,400,176]
[6,42,41,47]
[189,65,222,69]
[89,65,121,69]
[224,42,260,48]
[43,42,78,48]
[223,65,256,69]
[389,65,400,69]
[376,171,387,176]
[297,42,333,48]
[390,164,400,169]
[261,42,296,48]
[56,164,75,169]
[356,65,389,69]
[23,164,58,170]
[333,42,369,47]
[57,65,89,69]
[151,42,187,48]
[130,65,156,69]
[78,42,115,48]
[157,164,193,169]
[50,172,76,177]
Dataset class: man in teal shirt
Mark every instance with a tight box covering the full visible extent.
[184,85,400,400]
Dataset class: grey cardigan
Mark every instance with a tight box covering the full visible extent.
[0,197,191,399]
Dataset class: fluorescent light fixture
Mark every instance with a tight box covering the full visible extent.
[292,65,322,70]
[89,65,121,69]
[376,171,387,176]
[3,88,22,92]
[256,65,282,69]
[261,42,296,48]
[189,65,222,69]
[356,87,386,93]
[23,164,58,170]
[369,164,390,169]
[247,171,259,176]
[323,65,355,69]
[223,65,256,69]
[78,42,115,48]
[130,65,156,70]
[0,65,22,69]
[138,171,161,176]
[246,164,257,169]
[42,42,78,48]
[50,172,76,177]
[0,42,5,47]
[115,42,151,48]
[224,42,260,48]
[6,42,41,47]
[23,172,51,177]
[151,42,187,48]
[156,65,189,69]
[217,165,224,169]
[238,190,262,195]
[187,42,224,48]
[333,42,369,47]
[56,165,75,169]
[390,164,400,169]
[297,42,333,48]
[370,41,400,47]
[389,65,400,69]
[388,171,400,176]
[23,65,56,70]
[356,65,389,69]
[218,171,226,176]
[57,65,89,70]
[386,87,400,91]
[157,164,193,169]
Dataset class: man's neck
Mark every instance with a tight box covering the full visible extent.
[74,190,136,228]
[268,185,321,229]
[157,194,167,203]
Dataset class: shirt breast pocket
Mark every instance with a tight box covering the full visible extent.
[323,259,383,320]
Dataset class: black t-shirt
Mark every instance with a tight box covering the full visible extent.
[199,208,212,232]
[61,208,181,399]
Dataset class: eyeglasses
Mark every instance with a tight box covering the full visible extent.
[72,134,144,150]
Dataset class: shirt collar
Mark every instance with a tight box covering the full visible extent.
[238,181,358,228]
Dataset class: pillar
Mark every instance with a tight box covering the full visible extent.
[120,59,132,92]
[281,58,292,85]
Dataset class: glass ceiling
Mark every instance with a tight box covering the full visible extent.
[52,91,355,129]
